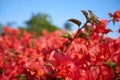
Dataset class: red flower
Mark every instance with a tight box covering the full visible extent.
[109,10,120,22]
[3,26,10,34]
[113,10,120,22]
[49,51,80,79]
[95,19,111,34]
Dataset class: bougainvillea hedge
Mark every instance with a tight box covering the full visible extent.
[0,10,120,80]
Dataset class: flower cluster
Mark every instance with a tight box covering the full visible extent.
[109,10,120,22]
[0,11,120,80]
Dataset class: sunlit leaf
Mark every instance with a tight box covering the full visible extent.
[81,10,89,20]
[56,49,62,54]
[85,27,93,36]
[88,10,98,20]
[46,62,53,66]
[68,19,81,27]
[15,74,27,80]
[101,39,107,42]
[49,70,56,75]
[61,33,72,39]
[94,19,101,25]
[5,57,9,63]
[104,61,117,70]
[78,32,88,39]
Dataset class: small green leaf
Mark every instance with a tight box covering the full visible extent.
[61,33,72,39]
[85,27,93,36]
[78,32,88,39]
[46,62,53,66]
[30,40,35,47]
[102,39,107,42]
[5,57,9,63]
[94,19,101,25]
[81,10,89,20]
[104,61,117,70]
[55,49,62,54]
[68,19,81,27]
[87,10,101,25]
[88,10,94,18]
[15,74,27,80]
[88,10,98,20]
[9,49,19,55]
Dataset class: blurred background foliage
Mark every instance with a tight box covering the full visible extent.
[0,0,120,38]
[0,13,72,36]
[19,13,61,36]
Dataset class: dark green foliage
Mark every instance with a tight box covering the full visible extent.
[104,61,117,70]
[81,10,89,21]
[15,74,27,80]
[85,26,93,36]
[68,19,81,27]
[19,13,60,36]
[78,32,88,40]
[61,32,73,39]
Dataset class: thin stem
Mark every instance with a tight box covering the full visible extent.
[113,72,120,80]
[63,21,89,53]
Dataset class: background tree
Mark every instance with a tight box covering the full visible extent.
[20,13,60,36]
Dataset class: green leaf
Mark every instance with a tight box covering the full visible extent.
[104,61,117,70]
[102,39,107,42]
[61,33,72,39]
[85,27,93,36]
[30,40,35,47]
[94,19,101,25]
[5,57,9,63]
[78,32,88,39]
[46,62,52,66]
[55,49,62,54]
[15,74,27,80]
[81,10,89,20]
[87,10,100,25]
[68,19,81,27]
[88,10,98,20]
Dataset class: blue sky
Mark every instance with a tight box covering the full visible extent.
[0,0,120,37]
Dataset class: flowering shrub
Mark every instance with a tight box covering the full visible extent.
[0,10,120,80]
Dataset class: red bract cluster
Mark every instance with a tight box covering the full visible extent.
[0,12,120,80]
[109,10,120,22]
[94,19,111,34]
